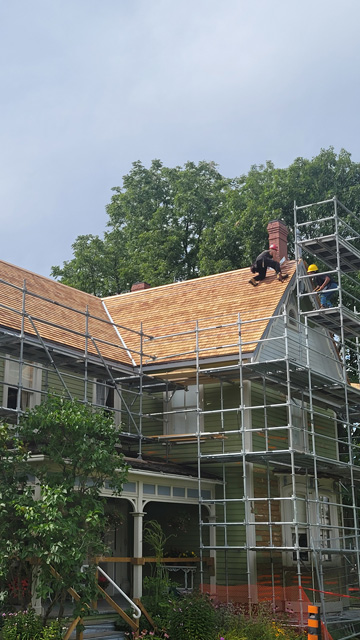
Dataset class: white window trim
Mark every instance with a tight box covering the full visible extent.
[3,356,42,410]
[288,305,299,330]
[289,399,309,453]
[280,478,339,566]
[93,378,122,427]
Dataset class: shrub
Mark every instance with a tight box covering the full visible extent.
[125,631,169,639]
[117,591,306,640]
[1,609,43,640]
[168,592,217,640]
[1,610,63,640]
[41,621,63,640]
[216,601,307,640]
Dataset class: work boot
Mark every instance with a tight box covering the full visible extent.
[277,273,289,282]
[249,277,258,286]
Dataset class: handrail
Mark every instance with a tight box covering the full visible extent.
[62,564,141,640]
[95,565,141,620]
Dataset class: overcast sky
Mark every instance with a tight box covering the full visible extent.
[1,0,359,277]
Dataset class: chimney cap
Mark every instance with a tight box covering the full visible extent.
[267,218,288,226]
[131,281,151,292]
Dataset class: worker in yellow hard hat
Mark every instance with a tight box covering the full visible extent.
[307,264,319,273]
[307,264,337,308]
[249,244,288,286]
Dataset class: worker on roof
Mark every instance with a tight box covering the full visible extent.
[307,264,338,308]
[249,244,288,287]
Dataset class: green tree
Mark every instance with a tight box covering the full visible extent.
[50,234,125,297]
[0,423,34,610]
[0,396,128,622]
[51,148,360,296]
[200,148,360,273]
[52,159,229,294]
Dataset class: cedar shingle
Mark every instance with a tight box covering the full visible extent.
[0,260,134,366]
[0,259,296,369]
[104,261,296,365]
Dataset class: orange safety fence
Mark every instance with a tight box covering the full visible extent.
[201,584,333,640]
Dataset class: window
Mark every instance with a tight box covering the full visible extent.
[290,400,308,452]
[292,531,309,562]
[3,358,42,411]
[280,478,337,566]
[288,307,299,329]
[93,379,122,427]
[290,493,309,561]
[164,385,203,434]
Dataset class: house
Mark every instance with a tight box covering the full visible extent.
[1,203,360,638]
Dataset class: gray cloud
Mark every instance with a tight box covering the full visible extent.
[0,0,359,275]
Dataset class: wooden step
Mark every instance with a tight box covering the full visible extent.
[69,621,126,639]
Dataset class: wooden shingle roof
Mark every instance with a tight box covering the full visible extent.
[0,259,296,370]
[0,260,134,367]
[103,261,297,367]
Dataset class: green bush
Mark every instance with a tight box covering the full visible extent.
[117,591,306,640]
[1,610,63,640]
[168,592,217,640]
[1,609,43,640]
[216,601,307,640]
[124,632,169,639]
[41,621,63,640]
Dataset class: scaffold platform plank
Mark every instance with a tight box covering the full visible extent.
[245,450,360,478]
[244,359,358,397]
[201,359,360,416]
[147,432,225,442]
[199,449,360,480]
[298,234,360,272]
[303,306,360,337]
[114,373,180,393]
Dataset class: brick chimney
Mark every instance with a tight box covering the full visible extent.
[267,219,288,261]
[131,281,151,292]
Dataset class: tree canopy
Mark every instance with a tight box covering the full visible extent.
[51,148,360,297]
[0,396,128,621]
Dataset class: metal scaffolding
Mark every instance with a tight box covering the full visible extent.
[0,275,179,443]
[1,197,360,638]
[148,311,360,632]
[141,197,360,637]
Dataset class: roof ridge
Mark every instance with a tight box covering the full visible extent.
[103,260,297,301]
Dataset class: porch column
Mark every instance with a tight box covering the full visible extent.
[31,566,42,615]
[131,511,145,599]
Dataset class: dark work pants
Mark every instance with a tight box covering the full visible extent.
[254,258,281,281]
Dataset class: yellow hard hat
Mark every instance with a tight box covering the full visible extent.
[307,264,318,273]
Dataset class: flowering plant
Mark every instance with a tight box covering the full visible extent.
[165,548,197,558]
[1,609,63,639]
[97,574,110,590]
[125,631,169,639]
[7,577,30,601]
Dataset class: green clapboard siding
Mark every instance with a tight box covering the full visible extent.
[0,347,340,466]
[251,383,338,460]
[215,468,247,586]
[45,368,86,400]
